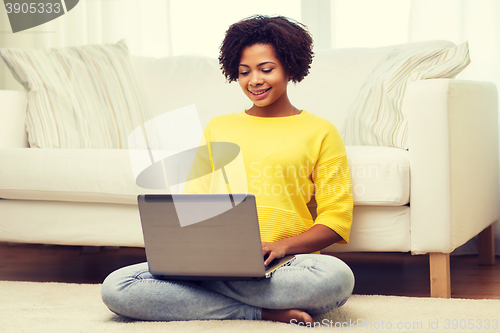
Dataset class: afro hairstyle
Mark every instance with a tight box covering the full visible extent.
[219,15,314,83]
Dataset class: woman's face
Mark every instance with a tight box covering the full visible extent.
[238,44,290,109]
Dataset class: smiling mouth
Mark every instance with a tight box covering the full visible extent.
[249,87,271,95]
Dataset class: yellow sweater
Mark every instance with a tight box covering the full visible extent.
[183,110,353,244]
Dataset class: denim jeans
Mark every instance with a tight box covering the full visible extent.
[101,254,354,321]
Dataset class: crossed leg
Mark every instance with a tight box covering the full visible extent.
[101,254,354,322]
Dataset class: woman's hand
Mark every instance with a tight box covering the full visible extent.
[261,225,343,265]
[262,241,288,266]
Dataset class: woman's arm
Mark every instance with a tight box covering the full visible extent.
[262,224,342,266]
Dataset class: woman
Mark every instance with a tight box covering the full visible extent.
[102,15,354,324]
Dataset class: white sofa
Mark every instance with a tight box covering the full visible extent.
[0,40,498,298]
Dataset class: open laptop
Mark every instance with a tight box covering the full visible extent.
[137,193,295,280]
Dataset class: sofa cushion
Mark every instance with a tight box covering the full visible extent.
[346,146,409,206]
[0,148,163,205]
[342,42,470,150]
[0,40,152,149]
[0,146,409,206]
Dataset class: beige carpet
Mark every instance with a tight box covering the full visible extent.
[1,281,499,333]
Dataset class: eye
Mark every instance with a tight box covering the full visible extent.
[239,71,249,76]
[262,69,273,74]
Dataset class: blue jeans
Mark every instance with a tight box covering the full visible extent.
[101,254,354,321]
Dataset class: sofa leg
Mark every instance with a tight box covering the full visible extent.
[429,253,451,298]
[478,223,495,266]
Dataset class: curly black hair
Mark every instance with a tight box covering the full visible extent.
[219,15,314,83]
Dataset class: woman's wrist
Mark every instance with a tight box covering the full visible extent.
[279,225,342,255]
[274,239,291,256]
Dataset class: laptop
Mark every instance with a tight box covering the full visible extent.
[137,193,295,280]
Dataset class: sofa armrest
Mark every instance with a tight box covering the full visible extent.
[408,79,499,254]
[0,90,28,148]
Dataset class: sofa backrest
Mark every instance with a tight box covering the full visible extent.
[0,40,456,149]
[132,40,454,129]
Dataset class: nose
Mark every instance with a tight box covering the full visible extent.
[249,72,263,86]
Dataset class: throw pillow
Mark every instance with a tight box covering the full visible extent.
[341,41,471,150]
[0,40,151,148]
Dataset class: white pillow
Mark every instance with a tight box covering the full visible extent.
[0,40,152,148]
[341,41,471,150]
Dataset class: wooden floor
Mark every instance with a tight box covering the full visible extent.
[1,242,499,299]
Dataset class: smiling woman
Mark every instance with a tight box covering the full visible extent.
[100,14,355,325]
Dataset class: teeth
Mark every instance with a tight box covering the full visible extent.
[250,88,269,95]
